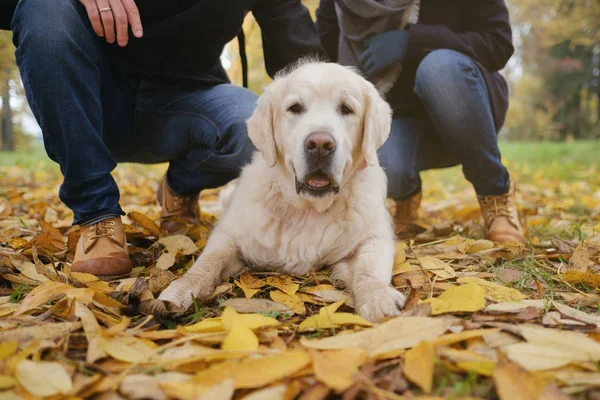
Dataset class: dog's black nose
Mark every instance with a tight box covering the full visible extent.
[305,132,336,157]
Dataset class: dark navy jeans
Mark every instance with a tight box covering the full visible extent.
[378,49,510,201]
[11,0,256,225]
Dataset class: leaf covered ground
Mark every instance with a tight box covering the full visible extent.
[1,142,600,400]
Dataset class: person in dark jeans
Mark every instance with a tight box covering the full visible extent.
[2,0,325,277]
[316,0,526,244]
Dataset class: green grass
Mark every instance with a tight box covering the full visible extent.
[1,140,599,183]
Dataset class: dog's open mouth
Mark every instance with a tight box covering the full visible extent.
[295,170,340,197]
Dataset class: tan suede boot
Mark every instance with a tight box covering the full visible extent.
[157,174,201,234]
[393,191,426,238]
[478,181,526,244]
[72,217,132,278]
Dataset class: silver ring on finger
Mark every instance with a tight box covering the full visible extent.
[98,7,112,13]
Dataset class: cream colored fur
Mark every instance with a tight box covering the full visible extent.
[159,61,405,322]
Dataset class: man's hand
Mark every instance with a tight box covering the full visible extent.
[361,30,409,78]
[79,0,143,47]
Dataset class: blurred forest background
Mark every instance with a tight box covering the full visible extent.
[0,0,598,151]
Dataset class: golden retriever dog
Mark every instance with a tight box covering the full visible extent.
[159,60,405,321]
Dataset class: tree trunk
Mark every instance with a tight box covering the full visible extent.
[1,72,14,151]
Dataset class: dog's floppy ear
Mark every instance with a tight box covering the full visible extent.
[362,84,392,166]
[247,85,277,167]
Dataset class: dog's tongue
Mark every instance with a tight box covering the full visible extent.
[307,176,330,188]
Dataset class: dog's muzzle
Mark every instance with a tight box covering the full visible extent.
[296,131,340,197]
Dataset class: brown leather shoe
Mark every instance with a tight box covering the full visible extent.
[478,180,526,244]
[393,191,426,238]
[72,217,132,278]
[157,174,200,234]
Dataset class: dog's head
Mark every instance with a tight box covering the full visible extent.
[247,61,392,205]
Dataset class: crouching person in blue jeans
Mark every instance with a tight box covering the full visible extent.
[2,0,325,278]
[316,0,525,243]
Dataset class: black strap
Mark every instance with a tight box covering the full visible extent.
[237,29,248,88]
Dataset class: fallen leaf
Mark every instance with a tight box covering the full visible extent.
[0,375,16,390]
[270,290,305,314]
[157,234,199,255]
[432,328,500,347]
[74,301,106,363]
[301,316,457,357]
[32,220,66,253]
[417,256,456,279]
[0,341,18,360]
[14,281,72,315]
[423,283,486,315]
[128,211,162,237]
[221,319,259,351]
[99,335,155,363]
[198,378,235,400]
[265,275,299,296]
[16,360,73,397]
[156,251,176,270]
[242,384,286,400]
[235,279,260,299]
[220,298,293,316]
[559,270,600,287]
[403,341,434,393]
[457,277,528,302]
[460,239,495,254]
[185,318,225,333]
[0,321,82,343]
[493,360,564,400]
[120,373,190,400]
[503,325,600,370]
[568,241,594,272]
[551,301,600,328]
[221,307,280,331]
[498,267,525,283]
[311,348,367,392]
[298,300,371,332]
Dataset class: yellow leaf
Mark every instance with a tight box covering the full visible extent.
[301,316,458,357]
[0,375,16,390]
[71,272,113,293]
[157,235,199,255]
[235,279,260,299]
[457,277,528,302]
[16,360,73,397]
[185,318,225,333]
[568,241,594,272]
[198,378,235,400]
[270,290,306,314]
[392,261,411,275]
[239,272,265,289]
[298,299,370,332]
[417,256,456,279]
[221,320,259,351]
[424,282,486,315]
[156,251,176,270]
[265,275,299,296]
[560,270,600,287]
[74,301,106,363]
[127,211,162,236]
[311,348,367,392]
[99,335,155,363]
[395,242,406,265]
[493,360,562,400]
[233,350,311,389]
[32,220,66,253]
[403,341,434,393]
[14,282,72,315]
[432,328,501,347]
[0,341,18,361]
[455,360,495,377]
[503,325,600,370]
[460,239,495,254]
[221,307,279,331]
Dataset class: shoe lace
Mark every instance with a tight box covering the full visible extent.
[482,193,517,228]
[88,219,117,242]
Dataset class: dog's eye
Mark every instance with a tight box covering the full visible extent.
[339,103,353,115]
[287,102,305,114]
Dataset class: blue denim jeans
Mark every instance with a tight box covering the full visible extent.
[11,0,256,225]
[378,49,510,201]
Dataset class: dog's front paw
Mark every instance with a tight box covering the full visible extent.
[158,277,214,311]
[355,286,406,322]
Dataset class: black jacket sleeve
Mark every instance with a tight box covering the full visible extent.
[315,0,340,62]
[253,0,327,78]
[405,0,514,72]
[0,0,18,31]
